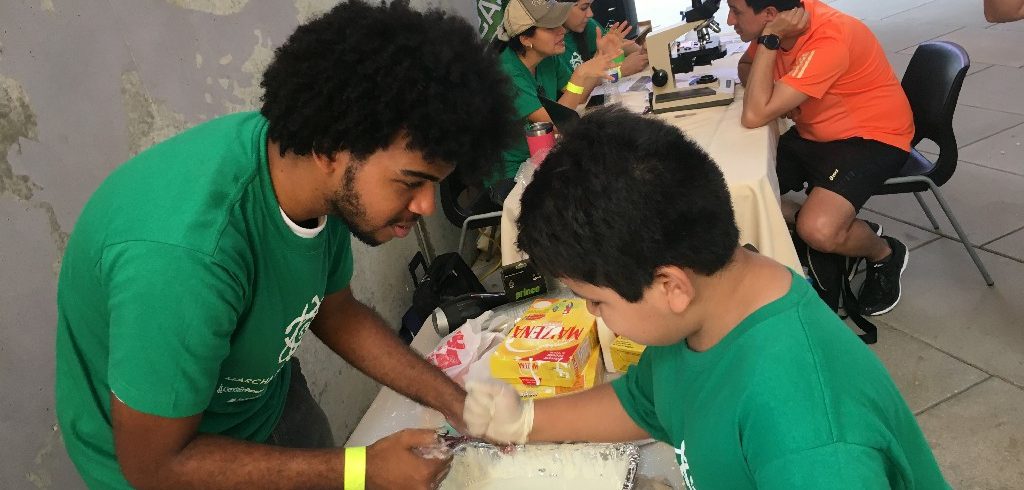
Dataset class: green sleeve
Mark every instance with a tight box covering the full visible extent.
[753,443,892,489]
[103,241,244,417]
[610,350,669,442]
[556,56,573,91]
[325,221,354,294]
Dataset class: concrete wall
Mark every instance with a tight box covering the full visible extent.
[0,0,477,487]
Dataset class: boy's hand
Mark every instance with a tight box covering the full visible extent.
[463,380,534,444]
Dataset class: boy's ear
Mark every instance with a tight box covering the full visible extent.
[762,5,780,20]
[653,266,695,314]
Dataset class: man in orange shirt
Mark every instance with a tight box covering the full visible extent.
[730,0,914,316]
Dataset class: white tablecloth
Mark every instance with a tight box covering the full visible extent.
[500,55,802,274]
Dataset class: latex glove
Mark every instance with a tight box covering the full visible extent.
[463,380,534,444]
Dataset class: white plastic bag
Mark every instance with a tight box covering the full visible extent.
[425,310,509,386]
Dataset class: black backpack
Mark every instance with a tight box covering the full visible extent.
[791,232,878,344]
[399,252,486,343]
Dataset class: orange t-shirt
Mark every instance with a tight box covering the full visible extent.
[746,0,914,151]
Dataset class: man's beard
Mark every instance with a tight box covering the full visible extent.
[328,163,418,246]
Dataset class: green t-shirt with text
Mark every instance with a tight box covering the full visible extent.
[612,270,949,490]
[496,47,572,182]
[561,18,605,72]
[55,112,354,489]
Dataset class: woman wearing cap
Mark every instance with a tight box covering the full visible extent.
[489,0,620,194]
[561,1,648,78]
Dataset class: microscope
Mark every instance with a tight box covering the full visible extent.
[647,0,734,114]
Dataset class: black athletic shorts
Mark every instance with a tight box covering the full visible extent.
[776,127,909,211]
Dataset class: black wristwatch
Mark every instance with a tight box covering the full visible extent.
[757,33,781,50]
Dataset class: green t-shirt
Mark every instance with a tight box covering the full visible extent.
[55,112,354,488]
[496,47,572,182]
[612,270,949,490]
[561,18,604,71]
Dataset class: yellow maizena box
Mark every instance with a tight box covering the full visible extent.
[510,348,602,400]
[490,298,598,388]
[609,336,646,372]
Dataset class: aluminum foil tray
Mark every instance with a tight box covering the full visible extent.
[439,442,639,490]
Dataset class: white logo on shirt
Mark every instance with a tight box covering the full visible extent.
[676,440,698,490]
[569,51,584,70]
[278,295,323,363]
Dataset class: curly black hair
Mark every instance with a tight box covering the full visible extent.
[260,0,518,182]
[516,107,739,302]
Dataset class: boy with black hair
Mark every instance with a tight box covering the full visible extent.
[463,107,948,489]
[55,1,518,488]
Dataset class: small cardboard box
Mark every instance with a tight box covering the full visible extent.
[509,348,602,399]
[500,260,547,303]
[490,298,597,387]
[610,336,646,373]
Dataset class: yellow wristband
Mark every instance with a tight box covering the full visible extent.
[344,446,367,490]
[564,81,585,95]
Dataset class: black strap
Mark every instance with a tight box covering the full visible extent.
[840,258,878,345]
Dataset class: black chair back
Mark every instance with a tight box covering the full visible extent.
[900,41,970,187]
[439,171,501,229]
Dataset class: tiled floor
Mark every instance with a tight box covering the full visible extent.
[839,2,1024,487]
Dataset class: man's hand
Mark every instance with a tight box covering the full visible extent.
[764,7,810,40]
[366,429,452,490]
[463,380,534,444]
[783,107,801,120]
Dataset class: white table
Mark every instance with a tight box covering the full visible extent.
[500,54,802,274]
[346,305,686,488]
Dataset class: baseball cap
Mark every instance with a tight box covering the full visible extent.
[498,0,573,40]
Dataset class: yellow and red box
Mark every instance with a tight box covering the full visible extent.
[490,298,598,388]
[509,348,603,400]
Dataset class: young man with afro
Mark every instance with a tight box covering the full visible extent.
[55,2,517,488]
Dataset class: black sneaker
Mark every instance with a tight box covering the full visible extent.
[859,236,908,316]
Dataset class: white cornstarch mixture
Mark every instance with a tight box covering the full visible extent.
[440,443,635,490]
